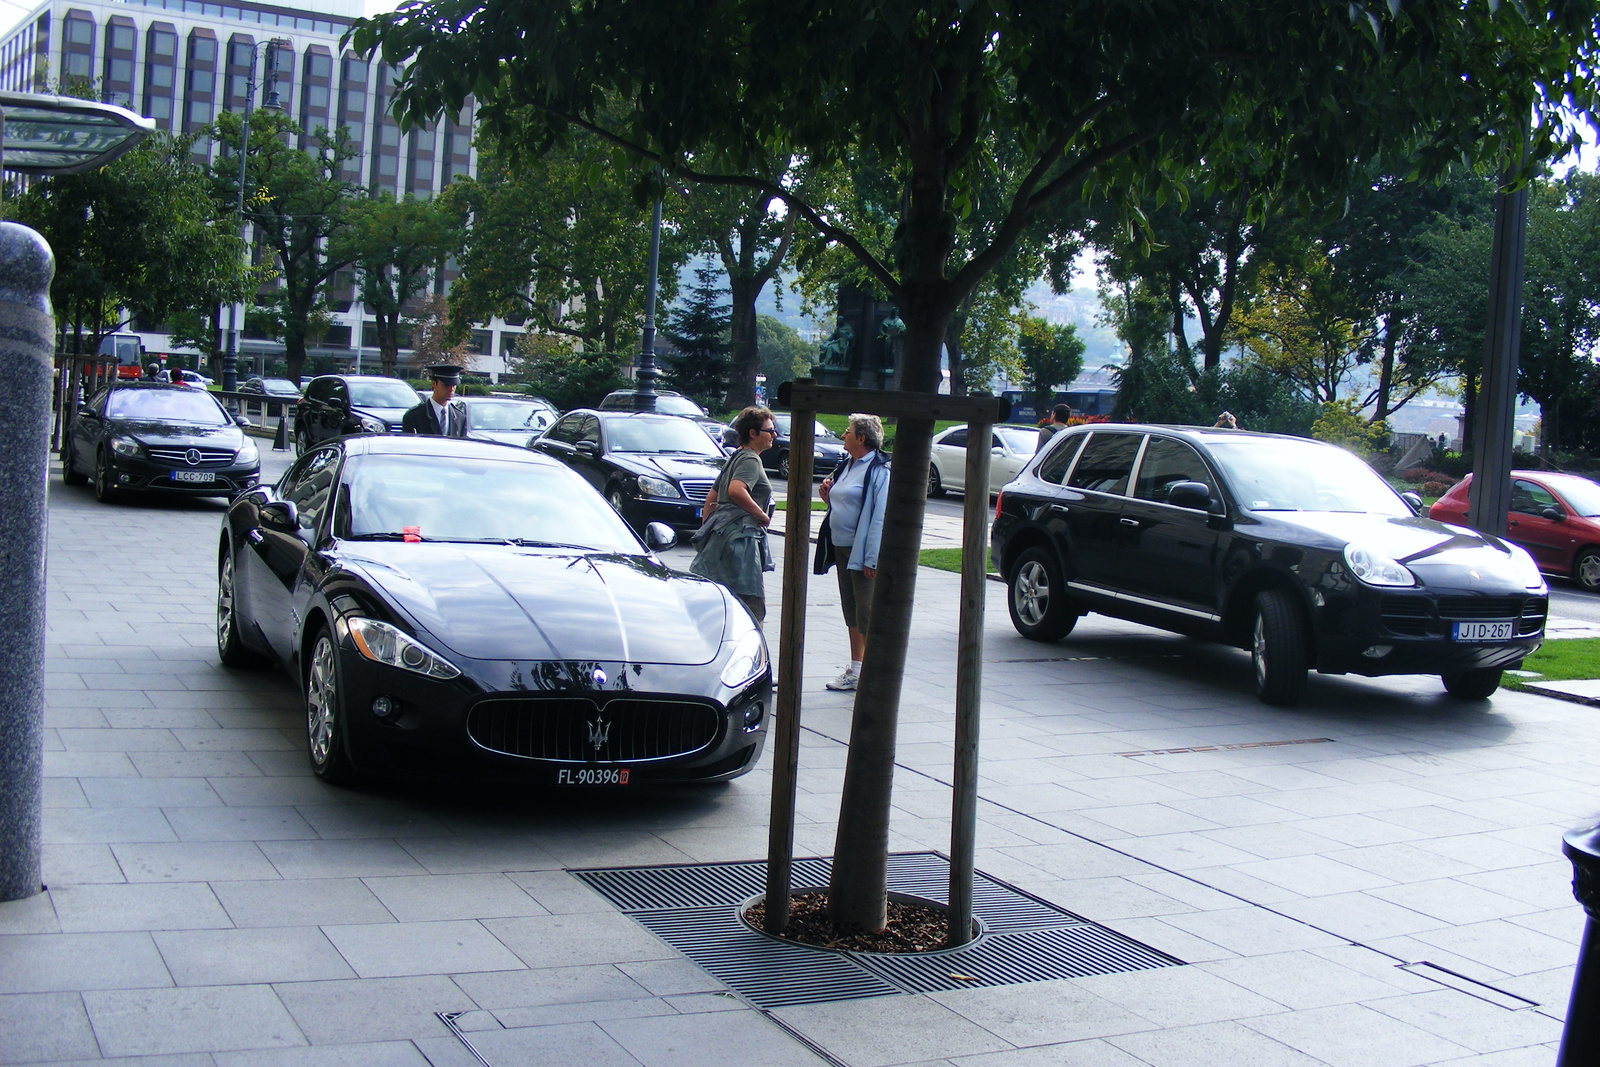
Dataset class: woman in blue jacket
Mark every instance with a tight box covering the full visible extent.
[817,413,889,692]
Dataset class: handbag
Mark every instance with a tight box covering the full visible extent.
[813,512,835,575]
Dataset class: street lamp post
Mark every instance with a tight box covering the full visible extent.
[224,40,284,398]
[633,191,663,411]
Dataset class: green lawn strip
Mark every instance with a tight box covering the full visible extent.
[810,412,963,450]
[772,500,828,511]
[1503,638,1600,691]
[919,547,994,574]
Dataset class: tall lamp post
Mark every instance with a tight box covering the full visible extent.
[223,40,285,397]
[633,185,663,411]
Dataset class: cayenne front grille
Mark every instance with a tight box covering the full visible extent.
[145,446,236,467]
[1434,596,1525,620]
[467,696,720,763]
[1380,594,1546,638]
[678,478,715,503]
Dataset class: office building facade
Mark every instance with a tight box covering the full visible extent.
[0,0,522,378]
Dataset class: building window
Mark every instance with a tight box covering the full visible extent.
[189,68,213,93]
[191,36,215,63]
[66,19,91,45]
[151,32,175,58]
[109,58,132,82]
[66,52,90,78]
[188,99,212,124]
[110,25,134,51]
[149,95,171,120]
[151,64,173,88]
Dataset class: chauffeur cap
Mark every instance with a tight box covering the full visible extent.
[426,364,463,384]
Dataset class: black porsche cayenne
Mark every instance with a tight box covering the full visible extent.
[990,426,1548,705]
[216,435,770,786]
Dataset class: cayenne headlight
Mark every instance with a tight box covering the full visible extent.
[111,436,141,457]
[235,439,259,465]
[1507,545,1546,591]
[344,617,460,679]
[357,414,386,434]
[1344,544,1416,587]
[719,607,770,689]
[638,475,680,499]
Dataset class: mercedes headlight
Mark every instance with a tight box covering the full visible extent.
[357,414,386,434]
[719,607,770,688]
[111,436,141,457]
[1507,545,1546,591]
[235,439,259,465]
[1344,544,1416,587]
[343,617,460,679]
[638,475,680,499]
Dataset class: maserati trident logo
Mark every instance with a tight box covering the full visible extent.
[592,667,607,687]
[587,717,611,750]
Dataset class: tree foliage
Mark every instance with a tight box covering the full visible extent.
[660,260,732,410]
[10,131,252,362]
[1016,316,1085,417]
[334,193,460,377]
[355,0,1600,932]
[211,110,363,384]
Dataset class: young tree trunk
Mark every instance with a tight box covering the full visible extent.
[724,273,759,410]
[1373,311,1399,423]
[827,308,949,932]
[1460,372,1478,453]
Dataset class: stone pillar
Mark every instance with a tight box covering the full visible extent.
[0,222,55,901]
[1559,826,1600,1065]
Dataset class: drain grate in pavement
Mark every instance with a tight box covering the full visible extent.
[1116,737,1335,757]
[573,851,1182,1008]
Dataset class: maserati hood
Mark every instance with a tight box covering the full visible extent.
[339,543,730,663]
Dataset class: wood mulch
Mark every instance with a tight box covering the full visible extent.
[743,891,961,953]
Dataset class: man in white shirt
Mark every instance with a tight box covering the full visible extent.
[401,364,468,437]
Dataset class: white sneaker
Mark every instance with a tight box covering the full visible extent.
[825,668,858,691]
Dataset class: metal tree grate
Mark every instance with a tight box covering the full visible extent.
[572,851,1182,1008]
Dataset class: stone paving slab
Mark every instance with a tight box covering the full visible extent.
[1,456,1596,1065]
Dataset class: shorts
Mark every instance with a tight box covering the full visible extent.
[834,545,873,633]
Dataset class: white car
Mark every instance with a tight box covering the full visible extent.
[928,423,1040,498]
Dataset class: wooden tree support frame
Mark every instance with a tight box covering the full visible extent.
[764,380,1009,947]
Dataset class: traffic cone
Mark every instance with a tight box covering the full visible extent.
[274,414,289,451]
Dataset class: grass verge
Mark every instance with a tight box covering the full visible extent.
[772,500,828,511]
[1503,638,1600,691]
[919,547,994,574]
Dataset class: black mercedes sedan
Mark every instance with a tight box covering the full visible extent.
[61,382,261,502]
[294,375,421,454]
[531,409,726,531]
[991,425,1548,705]
[216,435,770,786]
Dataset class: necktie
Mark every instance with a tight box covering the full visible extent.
[438,406,446,434]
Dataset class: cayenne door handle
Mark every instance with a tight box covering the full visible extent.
[247,529,263,545]
[1048,504,1070,515]
[1119,517,1140,527]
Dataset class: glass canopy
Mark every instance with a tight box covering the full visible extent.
[0,92,155,175]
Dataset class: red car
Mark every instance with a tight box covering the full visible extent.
[1430,471,1600,593]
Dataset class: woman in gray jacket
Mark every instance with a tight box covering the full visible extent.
[690,407,776,622]
[818,413,889,692]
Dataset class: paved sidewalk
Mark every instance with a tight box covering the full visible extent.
[2,462,1597,1065]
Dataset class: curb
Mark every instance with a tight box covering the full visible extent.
[1518,682,1600,708]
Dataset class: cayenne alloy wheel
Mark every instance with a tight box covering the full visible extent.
[1006,547,1078,641]
[1251,588,1308,706]
[1442,667,1502,700]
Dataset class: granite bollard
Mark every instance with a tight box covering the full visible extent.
[0,221,55,901]
[1558,825,1600,1064]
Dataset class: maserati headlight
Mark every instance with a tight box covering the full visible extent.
[344,617,460,679]
[638,475,679,499]
[235,438,259,465]
[1344,544,1416,587]
[357,414,386,434]
[111,436,141,457]
[1507,545,1546,591]
[719,607,770,689]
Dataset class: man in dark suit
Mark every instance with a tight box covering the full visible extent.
[401,364,468,437]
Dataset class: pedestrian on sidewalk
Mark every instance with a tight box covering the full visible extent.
[815,412,889,692]
[690,406,775,622]
[1037,403,1072,447]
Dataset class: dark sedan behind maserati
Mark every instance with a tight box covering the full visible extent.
[532,409,726,531]
[991,426,1548,704]
[216,435,770,786]
[61,382,261,502]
